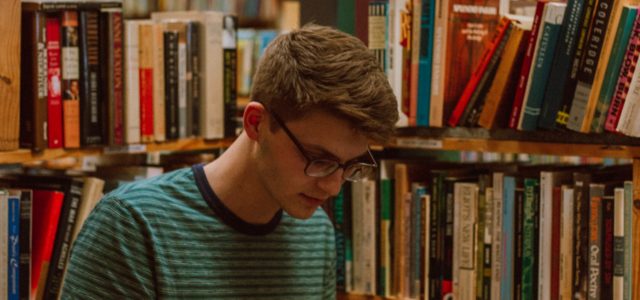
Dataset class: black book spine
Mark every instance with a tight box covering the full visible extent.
[600,196,614,299]
[187,22,200,136]
[572,174,591,299]
[164,30,179,140]
[19,190,32,300]
[79,10,104,146]
[223,15,238,138]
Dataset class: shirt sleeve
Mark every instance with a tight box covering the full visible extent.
[61,195,156,299]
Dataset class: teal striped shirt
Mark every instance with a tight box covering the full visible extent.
[61,165,336,299]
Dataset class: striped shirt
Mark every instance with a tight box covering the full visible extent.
[61,165,336,299]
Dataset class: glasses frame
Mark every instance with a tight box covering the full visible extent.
[266,107,377,182]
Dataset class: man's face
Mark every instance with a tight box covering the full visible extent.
[255,109,371,219]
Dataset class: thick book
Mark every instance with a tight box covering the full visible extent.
[588,185,605,300]
[447,17,510,127]
[537,0,590,129]
[61,10,80,149]
[429,0,451,126]
[100,7,124,146]
[417,0,434,127]
[78,9,105,146]
[443,0,501,129]
[615,33,640,137]
[165,22,188,139]
[30,189,64,299]
[566,0,617,132]
[0,0,20,151]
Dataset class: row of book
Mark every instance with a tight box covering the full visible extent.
[0,149,215,299]
[18,1,240,152]
[449,0,640,137]
[348,0,640,139]
[327,160,639,300]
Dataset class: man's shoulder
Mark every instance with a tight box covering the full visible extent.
[103,166,198,207]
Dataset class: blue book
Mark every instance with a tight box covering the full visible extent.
[416,0,434,126]
[8,194,20,300]
[520,3,566,130]
[501,175,516,300]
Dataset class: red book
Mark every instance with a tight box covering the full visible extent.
[46,16,63,148]
[447,17,510,127]
[139,68,154,142]
[509,0,548,129]
[31,189,64,298]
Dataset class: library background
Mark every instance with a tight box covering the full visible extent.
[0,0,639,299]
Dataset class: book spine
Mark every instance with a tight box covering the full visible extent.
[615,46,640,137]
[623,181,632,300]
[138,23,155,143]
[491,173,504,300]
[591,7,637,133]
[430,175,442,299]
[186,22,199,137]
[482,187,493,300]
[522,178,539,300]
[8,195,20,300]
[416,0,432,126]
[537,0,587,129]
[603,12,640,132]
[20,9,48,151]
[600,196,614,299]
[123,20,140,144]
[18,191,32,300]
[613,188,624,300]
[566,0,615,132]
[46,16,63,149]
[379,179,393,297]
[112,11,124,145]
[560,186,575,300]
[588,195,603,300]
[78,10,104,146]
[164,30,179,140]
[429,0,449,127]
[514,186,524,300]
[152,23,165,142]
[334,188,346,292]
[501,176,516,300]
[177,28,187,139]
[572,176,591,300]
[223,15,238,138]
[509,0,547,129]
[61,11,81,148]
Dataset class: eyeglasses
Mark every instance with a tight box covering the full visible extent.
[267,108,377,182]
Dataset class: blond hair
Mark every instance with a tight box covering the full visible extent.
[250,24,398,143]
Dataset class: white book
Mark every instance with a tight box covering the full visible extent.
[388,0,408,127]
[351,179,377,295]
[559,185,574,300]
[124,20,141,144]
[429,0,450,127]
[454,182,479,300]
[152,11,225,140]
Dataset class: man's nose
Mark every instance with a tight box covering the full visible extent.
[316,167,345,197]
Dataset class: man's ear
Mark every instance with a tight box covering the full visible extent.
[243,102,266,140]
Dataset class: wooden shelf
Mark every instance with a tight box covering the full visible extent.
[391,127,640,159]
[337,292,387,300]
[0,137,235,165]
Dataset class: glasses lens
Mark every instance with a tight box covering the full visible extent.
[306,159,340,177]
[343,163,375,182]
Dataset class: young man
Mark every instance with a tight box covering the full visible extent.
[61,24,398,298]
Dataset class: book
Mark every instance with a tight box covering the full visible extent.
[477,23,527,129]
[18,190,32,300]
[0,0,20,151]
[537,0,590,129]
[443,0,501,129]
[591,5,638,133]
[447,18,513,127]
[78,9,105,146]
[100,7,124,146]
[518,2,566,131]
[222,15,238,138]
[613,187,624,300]
[509,0,548,129]
[61,10,81,149]
[46,15,64,149]
[429,0,450,127]
[447,17,510,127]
[138,21,156,143]
[123,20,141,144]
[560,185,575,300]
[566,0,617,132]
[30,189,64,298]
[417,0,434,127]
